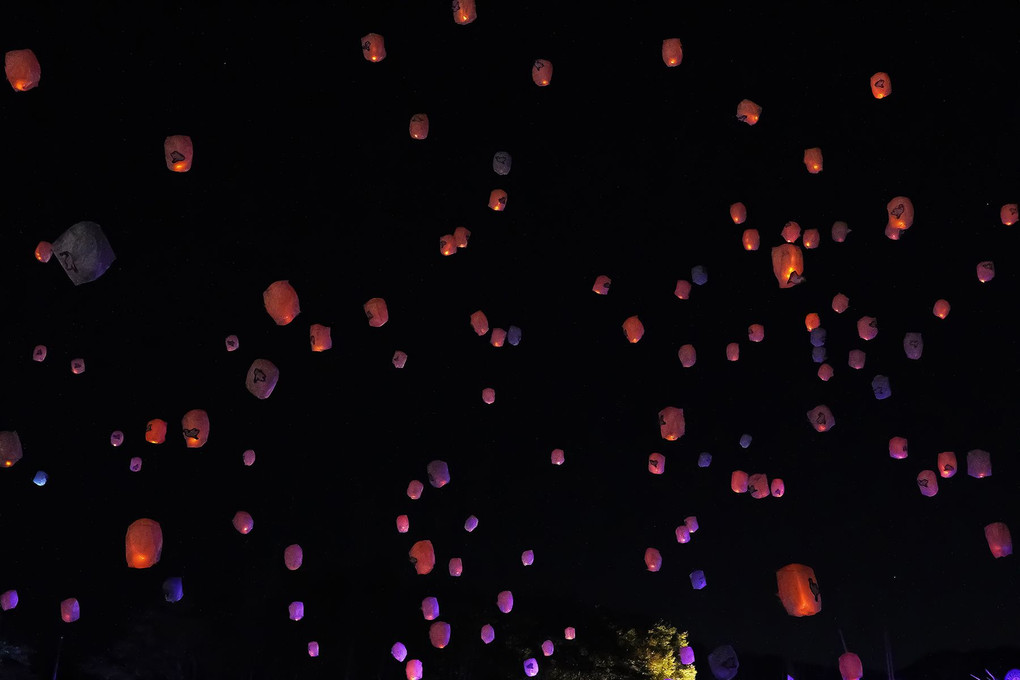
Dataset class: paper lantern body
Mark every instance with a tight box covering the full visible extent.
[524,659,539,677]
[521,550,535,566]
[977,261,995,282]
[428,460,450,487]
[181,409,210,448]
[542,639,555,656]
[985,522,1013,558]
[731,470,748,493]
[263,281,300,325]
[726,343,740,361]
[838,652,863,680]
[917,470,938,497]
[146,419,167,444]
[818,364,833,381]
[967,449,992,478]
[933,299,951,319]
[126,518,163,568]
[857,316,878,340]
[1000,203,1018,226]
[364,298,389,326]
[409,114,429,140]
[551,448,565,465]
[497,590,513,613]
[52,221,116,286]
[233,511,254,534]
[163,577,183,603]
[36,241,52,262]
[832,293,849,313]
[742,229,760,251]
[361,33,386,62]
[730,202,747,224]
[243,449,256,466]
[748,324,764,342]
[832,220,851,242]
[0,431,24,468]
[532,59,552,86]
[310,324,332,351]
[803,228,820,248]
[870,71,892,98]
[903,332,923,359]
[803,147,823,173]
[454,226,471,248]
[678,344,697,367]
[225,334,239,351]
[453,0,477,23]
[736,99,761,125]
[406,660,423,680]
[288,601,304,621]
[674,279,692,299]
[393,350,408,368]
[464,515,479,532]
[32,344,47,362]
[407,479,424,499]
[284,544,304,570]
[60,598,80,623]
[5,49,40,91]
[410,540,436,574]
[622,316,644,343]
[33,470,47,486]
[748,473,770,499]
[889,436,908,460]
[449,557,463,576]
[391,642,408,662]
[507,325,522,345]
[481,624,495,644]
[429,621,451,648]
[396,515,409,533]
[489,189,507,210]
[848,349,865,370]
[129,457,142,472]
[698,452,713,467]
[771,478,785,497]
[887,196,914,231]
[662,38,683,66]
[806,405,834,432]
[70,358,85,374]
[493,151,512,175]
[308,642,319,657]
[872,375,892,399]
[938,451,957,478]
[685,516,699,533]
[592,274,611,294]
[709,645,739,680]
[658,406,685,441]
[1,590,18,611]
[644,547,662,572]
[679,646,695,665]
[246,359,280,399]
[164,135,193,172]
[691,265,708,285]
[771,244,804,288]
[564,626,576,640]
[470,310,489,336]
[776,563,821,616]
[675,525,690,543]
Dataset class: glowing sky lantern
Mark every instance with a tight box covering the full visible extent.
[662,38,683,66]
[391,642,408,662]
[742,228,760,251]
[739,434,752,448]
[225,334,239,351]
[804,312,820,331]
[482,387,496,404]
[831,220,851,242]
[449,557,463,576]
[163,577,183,603]
[507,325,522,345]
[308,642,319,657]
[70,358,85,374]
[361,33,385,62]
[164,135,193,172]
[771,243,804,287]
[1000,203,1017,226]
[809,327,826,347]
[839,652,863,680]
[870,71,892,98]
[872,375,892,400]
[427,460,450,487]
[736,99,761,125]
[429,621,451,648]
[524,658,539,677]
[771,478,785,497]
[776,563,821,616]
[675,525,690,543]
[488,188,507,210]
[396,515,409,533]
[440,235,461,256]
[60,598,80,623]
[422,596,439,620]
[129,457,143,472]
[551,448,565,465]
[747,473,769,499]
[730,202,747,224]
[521,549,535,566]
[125,518,163,568]
[976,260,995,282]
[406,659,423,680]
[938,451,957,478]
[679,646,695,665]
[470,310,489,336]
[532,59,552,86]
[726,343,740,361]
[364,297,389,326]
[242,449,256,466]
[453,0,476,24]
[246,358,279,399]
[32,345,47,362]
[233,511,256,535]
[35,241,52,262]
[288,601,304,621]
[857,315,878,340]
[497,590,513,613]
[658,406,685,441]
[309,324,332,351]
[690,570,707,590]
[889,436,908,459]
[181,409,210,448]
[407,479,424,499]
[564,627,576,640]
[0,431,24,468]
[284,544,304,570]
[592,274,611,294]
[263,280,300,325]
[933,299,951,319]
[806,405,834,432]
[802,228,820,248]
[803,147,823,173]
[5,49,40,91]
[454,226,471,248]
[967,449,992,478]
[731,470,749,493]
[409,113,429,140]
[51,221,116,285]
[465,515,479,532]
[145,418,167,444]
[542,639,555,656]
[622,315,644,343]
[887,196,914,231]
[410,540,436,574]
[392,350,408,368]
[832,293,849,313]
[677,343,696,367]
[1,590,18,611]
[709,645,739,680]
[481,624,495,644]
[647,452,665,475]
[691,265,708,285]
[493,151,512,175]
[748,323,764,342]
[917,470,938,497]
[685,516,699,533]
[848,349,865,370]
[110,431,124,447]
[984,522,1012,558]
[903,332,923,359]
[33,470,47,486]
[818,363,833,381]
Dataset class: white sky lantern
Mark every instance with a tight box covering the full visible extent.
[284,544,304,570]
[551,448,565,465]
[410,540,436,574]
[427,460,450,488]
[889,436,908,459]
[391,642,408,662]
[644,547,662,572]
[422,596,439,620]
[903,332,923,359]
[32,345,47,362]
[648,452,665,475]
[917,470,938,497]
[524,658,539,677]
[364,297,389,327]
[406,659,423,680]
[263,280,300,326]
[493,151,512,175]
[807,405,835,432]
[164,135,193,172]
[938,451,957,478]
[429,621,451,648]
[977,261,995,282]
[521,550,535,566]
[481,624,495,644]
[967,449,992,478]
[232,511,254,534]
[449,557,463,577]
[748,473,769,499]
[246,358,279,399]
[771,478,785,497]
[831,220,850,242]
[542,640,555,656]
[396,515,409,533]
[564,627,575,640]
[731,470,749,493]
[1,590,18,611]
[60,598,80,623]
[407,479,424,499]
[288,601,304,621]
[497,590,513,613]
[464,515,479,532]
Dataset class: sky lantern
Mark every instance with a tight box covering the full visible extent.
[967,449,992,478]
[551,448,565,465]
[164,135,193,172]
[809,327,826,347]
[129,457,142,472]
[125,519,163,568]
[70,358,85,374]
[917,470,938,497]
[742,228,760,251]
[489,188,508,210]
[32,345,47,362]
[564,627,576,640]
[471,310,489,336]
[465,515,479,532]
[391,642,408,662]
[263,280,300,325]
[532,59,552,86]
[677,343,696,367]
[848,349,865,370]
[771,478,785,497]
[675,525,690,543]
[648,452,665,474]
[308,642,319,657]
[592,274,611,294]
[428,460,450,487]
[52,221,117,286]
[522,549,535,566]
[493,151,512,175]
[1000,203,1017,225]
[145,419,167,444]
[771,244,804,287]
[181,409,210,448]
[110,431,124,447]
[803,147,823,173]
[831,220,850,242]
[406,660,423,680]
[393,350,408,368]
[889,436,908,459]
[872,375,892,399]
[542,640,555,656]
[685,516,699,533]
[310,324,332,351]
[747,473,769,499]
[887,196,914,231]
[748,323,764,342]
[817,363,833,381]
[984,522,1012,558]
[736,99,761,125]
[407,480,424,499]
[1,590,18,611]
[288,601,304,621]
[622,315,644,343]
[839,652,863,680]
[932,299,951,319]
[246,358,279,399]
[708,645,738,680]
[454,226,471,248]
[507,325,522,345]
[231,514,254,537]
[32,470,47,486]
[674,279,692,299]
[364,297,389,326]
[832,293,849,313]
[679,646,695,665]
[429,621,451,648]
[35,241,52,262]
[361,33,385,61]
[284,544,304,570]
[903,332,923,359]
[691,264,708,285]
[730,202,747,224]
[396,515,409,533]
[857,316,878,340]
[0,431,24,468]
[804,312,820,331]
[481,624,495,644]
[776,563,821,616]
[5,49,40,91]
[726,343,740,361]
[802,228,820,248]
[481,387,496,404]
[938,451,957,478]
[449,557,463,576]
[453,0,477,24]
[439,234,457,256]
[659,406,685,441]
[662,38,683,66]
[410,540,436,574]
[731,470,749,493]
[976,260,995,282]
[524,658,539,677]
[490,329,506,347]
[806,405,834,432]
[870,71,891,98]
[60,598,80,623]
[497,590,513,613]
[163,577,183,603]
[225,334,239,351]
[409,114,429,140]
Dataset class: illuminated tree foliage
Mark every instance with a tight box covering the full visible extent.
[620,622,697,680]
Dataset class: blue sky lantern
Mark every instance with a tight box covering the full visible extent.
[811,346,827,364]
[739,434,752,449]
[809,328,827,347]
[481,624,495,644]
[524,658,539,677]
[51,221,116,286]
[1,590,18,611]
[697,452,712,468]
[708,644,738,680]
[162,577,183,603]
[492,151,511,175]
[410,540,436,575]
[690,570,706,590]
[464,515,479,532]
[60,597,80,623]
[427,460,450,488]
[507,325,522,346]
[938,451,957,478]
[872,375,892,400]
[691,265,708,285]
[32,470,47,486]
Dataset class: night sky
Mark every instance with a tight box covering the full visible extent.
[1,3,1019,679]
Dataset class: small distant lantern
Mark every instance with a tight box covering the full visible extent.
[449,557,463,576]
[622,315,644,343]
[35,241,52,262]
[771,478,785,497]
[181,409,210,448]
[806,405,834,432]
[748,473,770,499]
[481,624,495,644]
[984,522,1012,558]
[493,151,512,175]
[464,515,479,532]
[748,324,764,342]
[232,511,254,534]
[564,627,576,640]
[976,261,995,282]
[507,325,522,345]
[551,448,565,465]
[857,316,878,340]
[409,114,429,140]
[739,434,752,448]
[832,293,849,313]
[60,598,80,623]
[690,569,707,589]
[818,363,833,381]
[521,549,535,566]
[129,457,142,472]
[364,297,389,326]
[644,547,662,572]
[677,344,696,367]
[67,357,87,375]
[698,452,713,467]
[439,235,456,256]
[831,220,850,242]
[429,621,451,648]
[145,419,167,444]
[391,642,408,662]
[361,33,386,62]
[470,310,489,336]
[396,515,409,533]
[243,449,256,466]
[938,451,957,478]
[803,147,823,174]
[848,349,866,370]
[246,358,279,399]
[804,312,820,331]
[225,334,239,351]
[284,544,304,570]
[674,279,692,299]
[32,345,47,362]
[903,332,923,359]
[164,135,193,172]
[662,38,683,66]
[726,343,740,361]
[310,324,332,351]
[1000,203,1017,226]
[776,563,821,616]
[887,196,914,231]
[872,375,892,400]
[288,601,304,621]
[685,516,699,533]
[1,590,18,611]
[33,470,48,486]
[5,49,41,91]
[659,406,685,441]
[967,449,992,478]
[489,189,508,211]
[497,590,513,613]
[453,0,477,24]
[870,71,892,98]
[742,228,760,251]
[691,265,708,285]
[730,202,747,224]
[771,244,804,288]
[592,274,611,294]
[482,387,496,404]
[917,470,938,497]
[454,226,471,248]
[933,299,951,319]
[648,452,665,475]
[736,99,761,125]
[110,431,124,447]
[532,59,552,86]
[410,540,436,574]
[809,328,826,347]
[427,460,450,487]
[889,436,908,459]
[407,479,424,499]
[393,350,408,368]
[263,280,300,325]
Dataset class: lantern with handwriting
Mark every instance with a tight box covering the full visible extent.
[164,135,193,172]
[361,33,386,62]
[870,72,891,98]
[181,409,209,448]
[532,59,552,86]
[736,99,761,125]
[776,563,821,616]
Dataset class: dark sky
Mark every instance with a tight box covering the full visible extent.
[1,3,1019,679]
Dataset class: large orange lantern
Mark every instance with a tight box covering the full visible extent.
[488,189,507,210]
[145,419,167,444]
[181,409,210,448]
[361,33,386,62]
[658,406,685,440]
[532,59,553,86]
[662,39,683,66]
[5,49,40,91]
[263,280,300,325]
[771,244,804,287]
[453,0,477,24]
[410,540,436,575]
[730,202,747,224]
[622,315,644,343]
[742,229,760,251]
[776,563,821,616]
[1000,203,1017,226]
[164,135,193,172]
[364,297,389,326]
[870,71,891,98]
[887,196,914,231]
[125,518,163,568]
[736,99,761,125]
[803,147,823,174]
